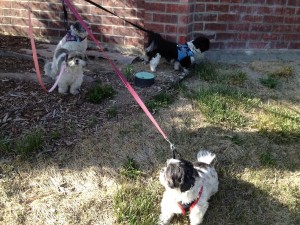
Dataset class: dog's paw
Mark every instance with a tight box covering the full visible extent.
[70,89,80,95]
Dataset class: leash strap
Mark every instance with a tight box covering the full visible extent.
[64,0,176,154]
[28,0,65,93]
[83,0,152,34]
[61,0,69,32]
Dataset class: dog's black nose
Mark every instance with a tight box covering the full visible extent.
[76,59,79,65]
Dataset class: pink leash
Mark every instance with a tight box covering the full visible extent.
[28,0,65,93]
[64,0,175,148]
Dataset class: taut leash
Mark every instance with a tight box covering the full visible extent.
[61,0,69,32]
[83,0,153,34]
[64,0,179,159]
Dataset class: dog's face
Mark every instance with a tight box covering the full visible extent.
[160,158,199,192]
[191,36,210,53]
[66,51,87,68]
[71,21,89,39]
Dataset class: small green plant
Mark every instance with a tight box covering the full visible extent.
[120,157,142,179]
[50,130,61,140]
[260,76,279,88]
[227,71,247,86]
[15,131,44,157]
[123,64,135,81]
[106,106,118,118]
[146,91,175,112]
[87,83,115,104]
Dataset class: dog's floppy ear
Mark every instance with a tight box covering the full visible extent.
[166,159,198,192]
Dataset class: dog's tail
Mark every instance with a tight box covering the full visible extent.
[197,150,216,165]
[44,62,57,79]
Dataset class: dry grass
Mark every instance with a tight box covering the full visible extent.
[1,60,300,225]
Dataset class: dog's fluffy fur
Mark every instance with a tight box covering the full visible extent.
[145,33,210,72]
[54,21,89,53]
[44,21,89,94]
[44,49,87,95]
[159,151,218,225]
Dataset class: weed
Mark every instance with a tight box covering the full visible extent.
[269,66,293,78]
[106,106,118,118]
[87,83,115,104]
[146,91,175,112]
[120,157,142,179]
[87,116,98,128]
[123,65,135,81]
[113,181,161,225]
[260,76,279,88]
[0,138,10,155]
[260,151,277,166]
[15,130,44,157]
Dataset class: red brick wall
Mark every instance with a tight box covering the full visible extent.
[0,0,299,50]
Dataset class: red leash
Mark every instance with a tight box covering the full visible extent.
[63,0,175,148]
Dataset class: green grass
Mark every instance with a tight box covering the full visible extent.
[113,181,161,225]
[194,85,260,128]
[15,130,44,157]
[257,105,300,142]
[191,62,247,85]
[269,66,293,78]
[87,83,115,104]
[146,91,175,112]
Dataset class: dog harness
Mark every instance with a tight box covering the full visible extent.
[177,186,203,215]
[66,30,86,42]
[177,44,194,62]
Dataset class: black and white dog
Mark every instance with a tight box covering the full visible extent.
[145,33,210,72]
[159,150,218,225]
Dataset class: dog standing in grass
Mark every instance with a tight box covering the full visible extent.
[158,150,218,225]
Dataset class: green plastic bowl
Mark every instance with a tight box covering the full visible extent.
[134,72,155,87]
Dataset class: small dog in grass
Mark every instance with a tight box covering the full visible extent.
[145,32,210,73]
[158,150,218,225]
[44,49,87,95]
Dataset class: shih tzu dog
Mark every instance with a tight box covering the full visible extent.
[145,32,210,73]
[44,48,87,95]
[54,20,89,54]
[159,150,218,225]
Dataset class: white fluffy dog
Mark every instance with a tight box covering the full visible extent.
[44,49,87,95]
[159,150,218,225]
[54,21,89,53]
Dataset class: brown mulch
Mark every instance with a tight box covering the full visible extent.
[0,34,183,157]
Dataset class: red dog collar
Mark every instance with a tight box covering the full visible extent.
[177,186,204,215]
